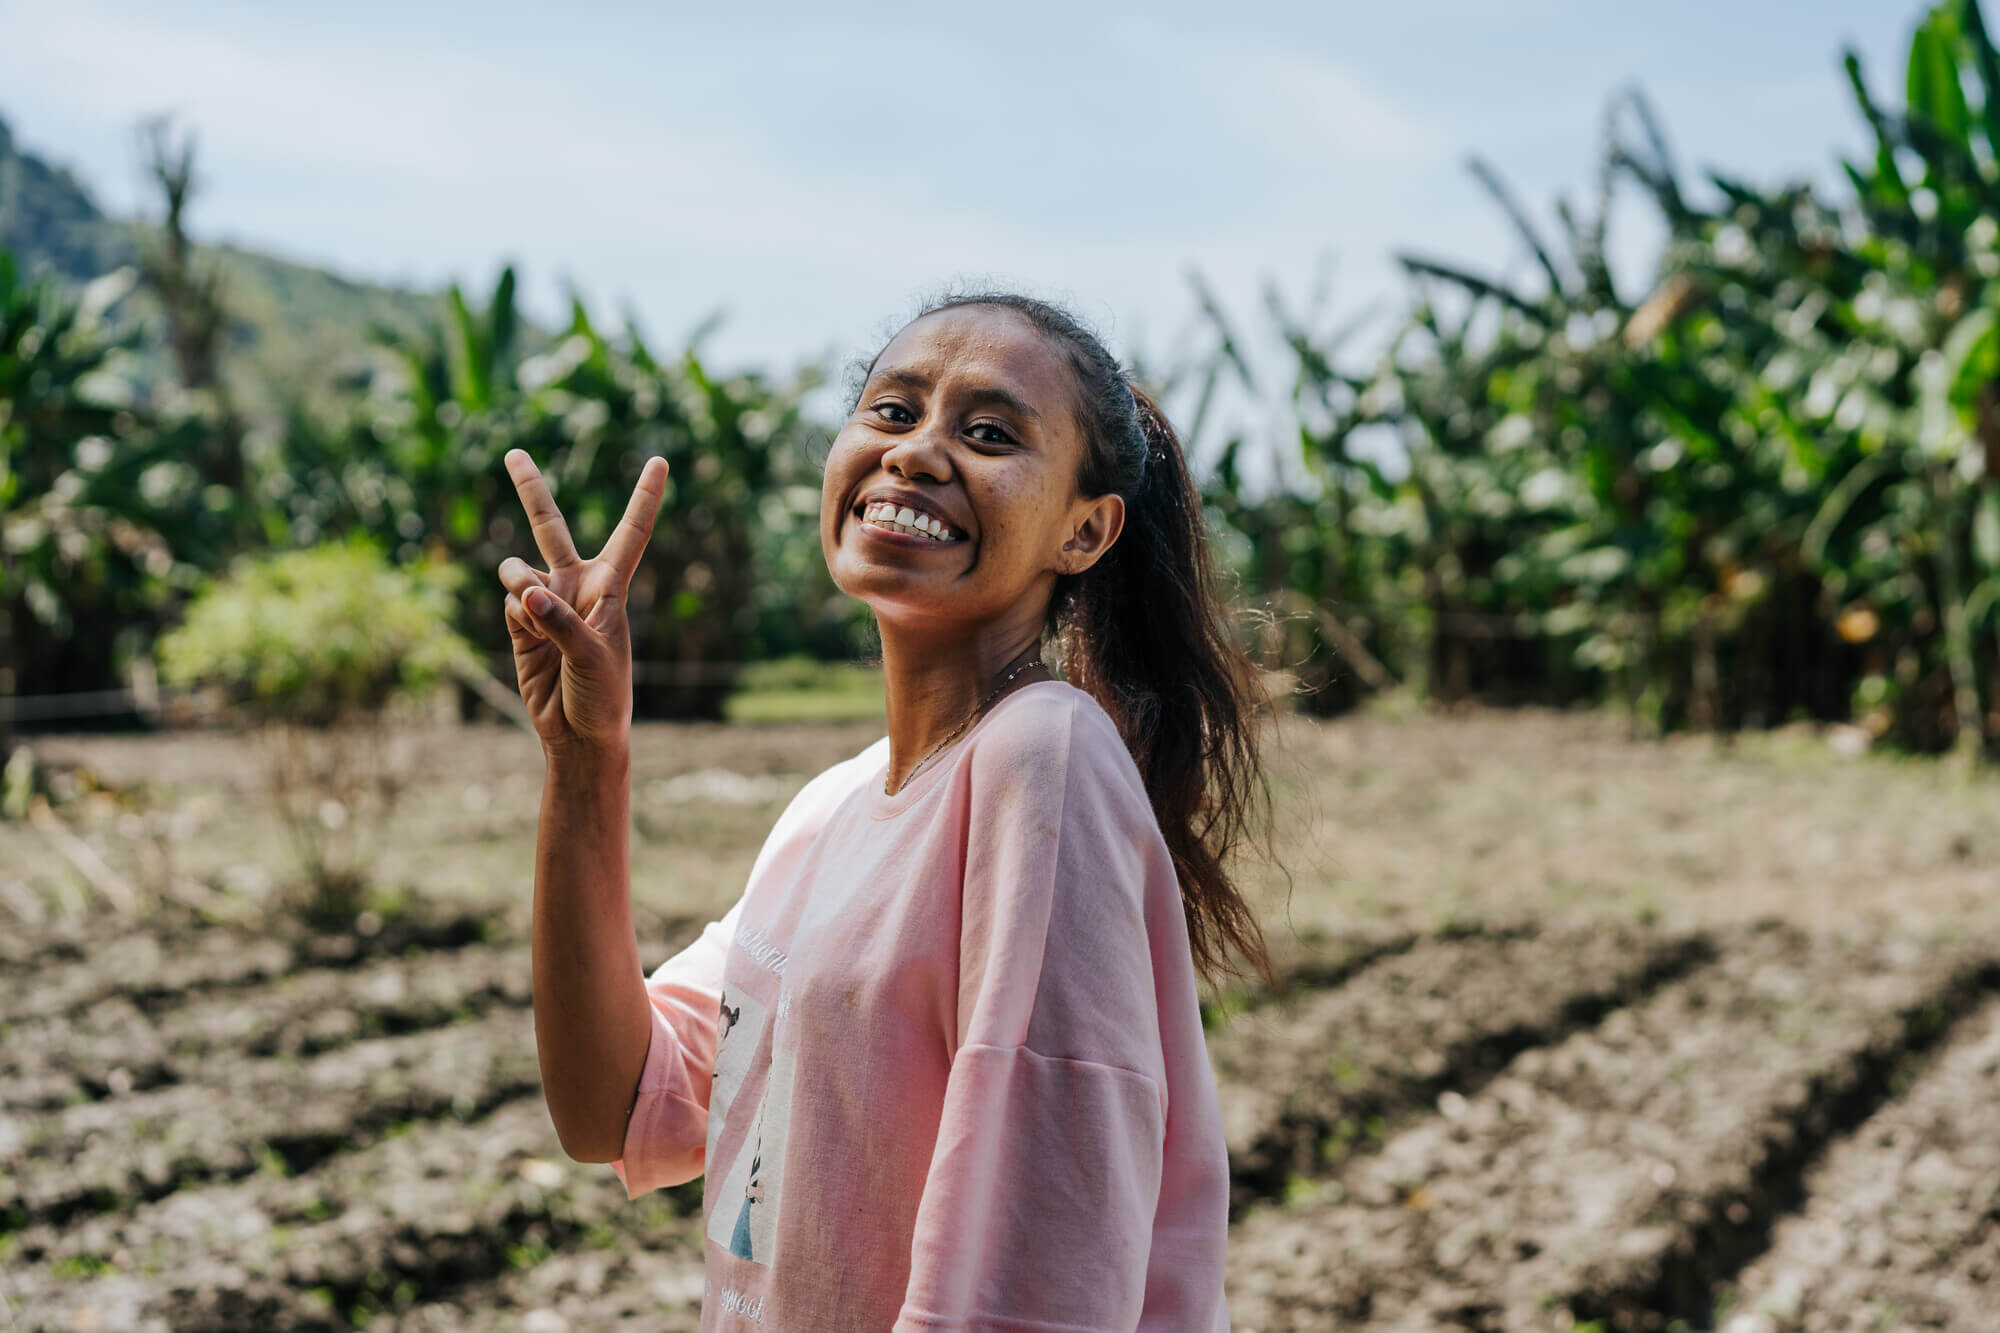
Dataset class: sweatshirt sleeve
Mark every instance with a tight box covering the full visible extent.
[608,894,745,1199]
[895,698,1171,1333]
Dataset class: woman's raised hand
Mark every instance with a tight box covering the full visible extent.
[497,449,669,754]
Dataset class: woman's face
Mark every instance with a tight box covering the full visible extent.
[820,306,1124,636]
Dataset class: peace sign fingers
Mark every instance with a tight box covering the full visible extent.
[598,456,670,583]
[505,449,582,570]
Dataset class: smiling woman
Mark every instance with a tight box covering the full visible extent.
[505,289,1279,1332]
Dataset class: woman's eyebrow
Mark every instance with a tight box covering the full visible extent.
[962,385,1043,427]
[868,366,932,396]
[866,367,1043,427]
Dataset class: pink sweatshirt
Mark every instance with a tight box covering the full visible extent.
[608,679,1232,1331]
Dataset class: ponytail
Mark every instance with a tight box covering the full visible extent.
[1056,385,1279,994]
[883,290,1281,994]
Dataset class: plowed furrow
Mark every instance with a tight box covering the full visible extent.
[382,1240,707,1331]
[13,1099,699,1330]
[1,945,533,1113]
[2,1272,343,1333]
[1207,922,1710,1215]
[1724,993,2000,1332]
[2,910,503,1026]
[1223,925,1994,1332]
[3,928,294,1025]
[3,1010,540,1228]
[1222,925,1423,1014]
[0,924,87,972]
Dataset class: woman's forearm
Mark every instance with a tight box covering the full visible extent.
[531,740,653,1161]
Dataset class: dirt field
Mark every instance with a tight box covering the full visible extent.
[3,704,1997,1330]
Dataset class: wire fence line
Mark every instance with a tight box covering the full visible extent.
[0,658,775,724]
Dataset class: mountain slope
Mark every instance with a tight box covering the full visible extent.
[0,111,441,418]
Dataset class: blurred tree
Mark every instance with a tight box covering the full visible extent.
[134,116,252,545]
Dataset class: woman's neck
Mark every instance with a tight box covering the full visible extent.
[877,615,1050,792]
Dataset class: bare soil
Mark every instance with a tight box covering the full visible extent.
[4,705,1999,1330]
[1724,996,2000,1332]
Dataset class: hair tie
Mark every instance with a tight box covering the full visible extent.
[1129,384,1157,480]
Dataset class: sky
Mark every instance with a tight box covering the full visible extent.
[2,0,1914,441]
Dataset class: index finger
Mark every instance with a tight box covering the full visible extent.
[598,456,670,580]
[504,449,581,569]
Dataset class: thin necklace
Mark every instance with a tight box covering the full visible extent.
[884,649,1047,796]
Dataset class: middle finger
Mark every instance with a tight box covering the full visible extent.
[504,449,582,569]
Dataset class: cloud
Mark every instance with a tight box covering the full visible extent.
[0,0,1454,381]
[1122,20,1447,170]
[1223,45,1447,163]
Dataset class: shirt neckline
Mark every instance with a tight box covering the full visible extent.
[865,678,1080,820]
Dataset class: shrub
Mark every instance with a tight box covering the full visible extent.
[158,536,476,725]
[157,538,478,921]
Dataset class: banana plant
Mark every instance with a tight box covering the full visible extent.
[1191,0,2000,756]
[1745,0,2000,756]
[522,296,823,716]
[274,269,824,718]
[0,251,199,761]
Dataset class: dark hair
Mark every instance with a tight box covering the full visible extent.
[854,290,1280,993]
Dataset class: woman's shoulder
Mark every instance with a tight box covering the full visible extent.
[966,680,1145,807]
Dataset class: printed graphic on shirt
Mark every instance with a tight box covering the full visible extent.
[708,982,767,1135]
[706,1042,798,1266]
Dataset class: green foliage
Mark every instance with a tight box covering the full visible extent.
[3,112,853,723]
[156,538,476,726]
[155,540,477,919]
[724,658,886,724]
[31,0,2000,762]
[272,267,829,717]
[49,1253,116,1279]
[1199,0,2000,756]
[0,248,217,755]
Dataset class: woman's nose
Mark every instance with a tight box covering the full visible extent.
[882,424,954,482]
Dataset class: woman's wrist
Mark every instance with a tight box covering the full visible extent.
[543,735,632,782]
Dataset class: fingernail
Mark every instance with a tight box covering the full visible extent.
[526,589,551,616]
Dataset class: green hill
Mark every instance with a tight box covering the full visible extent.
[0,116,131,282]
[0,111,441,419]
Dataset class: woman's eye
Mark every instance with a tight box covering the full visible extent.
[872,402,915,424]
[968,423,1015,446]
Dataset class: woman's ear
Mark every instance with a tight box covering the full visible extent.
[1058,493,1125,576]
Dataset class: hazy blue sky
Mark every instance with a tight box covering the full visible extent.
[5,0,1912,403]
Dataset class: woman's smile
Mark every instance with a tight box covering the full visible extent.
[854,498,966,544]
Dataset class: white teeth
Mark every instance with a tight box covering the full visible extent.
[861,500,956,541]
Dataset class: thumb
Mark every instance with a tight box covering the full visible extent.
[523,586,593,655]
